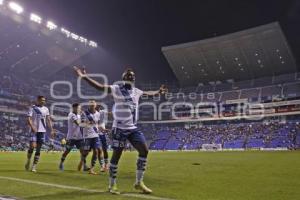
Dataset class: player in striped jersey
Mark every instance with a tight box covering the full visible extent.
[59,103,85,171]
[25,96,55,173]
[81,99,103,175]
[74,67,167,194]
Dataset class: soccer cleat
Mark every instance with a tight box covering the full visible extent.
[25,160,30,171]
[100,166,106,173]
[134,182,153,194]
[31,165,37,173]
[109,184,120,195]
[89,168,98,175]
[83,166,90,172]
[59,162,64,171]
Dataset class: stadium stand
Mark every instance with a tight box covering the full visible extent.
[1,11,299,151]
[146,120,300,150]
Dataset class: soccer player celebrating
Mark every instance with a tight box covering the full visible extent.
[81,99,103,175]
[74,67,167,194]
[25,96,55,172]
[59,103,85,171]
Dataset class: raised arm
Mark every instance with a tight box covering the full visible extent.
[142,85,168,96]
[73,66,111,93]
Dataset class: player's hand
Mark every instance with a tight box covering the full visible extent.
[31,126,38,133]
[73,66,86,77]
[159,85,168,94]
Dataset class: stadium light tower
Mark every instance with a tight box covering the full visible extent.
[61,28,71,37]
[8,2,24,14]
[71,33,79,40]
[46,21,57,30]
[89,41,97,48]
[30,13,42,24]
[79,36,87,43]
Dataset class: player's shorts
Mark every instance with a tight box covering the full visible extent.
[99,134,108,150]
[66,139,83,151]
[30,132,46,144]
[111,128,146,150]
[83,137,101,151]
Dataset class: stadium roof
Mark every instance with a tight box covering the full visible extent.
[162,22,297,86]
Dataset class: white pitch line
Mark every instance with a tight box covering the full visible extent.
[0,176,175,200]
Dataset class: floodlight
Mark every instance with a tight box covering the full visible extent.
[89,41,97,47]
[61,28,71,37]
[30,13,42,24]
[79,36,87,43]
[71,33,79,40]
[9,2,24,14]
[47,21,57,30]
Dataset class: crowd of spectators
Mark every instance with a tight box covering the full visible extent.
[146,121,300,150]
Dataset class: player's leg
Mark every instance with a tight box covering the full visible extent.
[109,148,123,194]
[98,147,105,172]
[25,139,36,171]
[76,140,86,171]
[32,143,42,172]
[32,133,45,172]
[108,128,126,194]
[128,130,152,194]
[100,134,109,171]
[78,148,89,171]
[59,140,73,171]
[89,147,98,175]
[89,137,100,174]
[76,140,88,171]
[103,148,109,169]
[80,139,91,171]
[80,150,90,171]
[98,135,106,172]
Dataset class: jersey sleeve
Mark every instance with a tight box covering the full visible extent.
[110,84,121,100]
[45,107,50,116]
[110,85,118,95]
[69,113,77,122]
[135,88,144,98]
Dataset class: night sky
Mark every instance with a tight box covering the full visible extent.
[19,0,300,82]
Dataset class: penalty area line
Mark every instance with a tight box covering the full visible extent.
[0,176,175,200]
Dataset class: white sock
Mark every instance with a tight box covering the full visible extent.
[136,170,145,184]
[109,164,118,187]
[109,177,117,187]
[136,157,147,184]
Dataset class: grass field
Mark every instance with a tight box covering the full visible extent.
[0,151,300,200]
